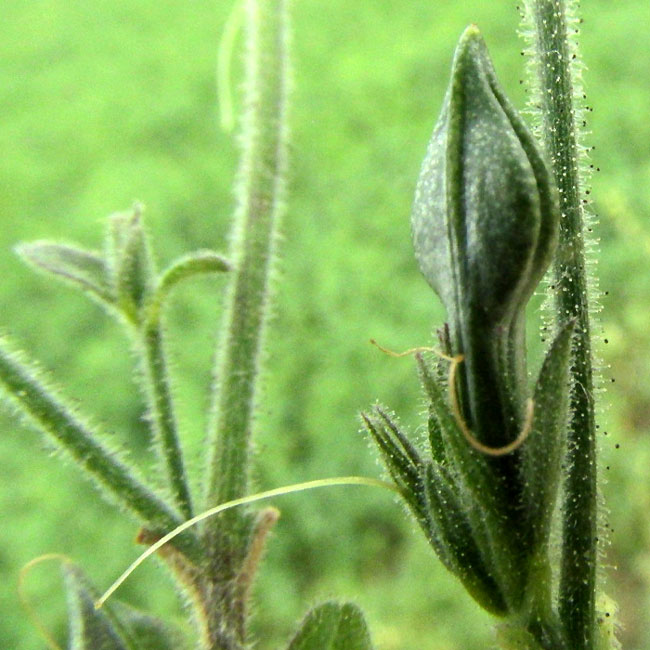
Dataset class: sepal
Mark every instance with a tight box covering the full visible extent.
[110,601,191,650]
[422,462,508,616]
[63,562,191,650]
[360,408,424,518]
[521,320,574,553]
[416,353,525,609]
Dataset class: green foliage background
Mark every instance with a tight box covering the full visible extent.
[1,1,648,648]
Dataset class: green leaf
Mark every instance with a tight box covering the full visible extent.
[16,241,114,306]
[63,564,129,650]
[521,320,574,551]
[147,250,231,324]
[0,334,202,561]
[287,601,373,650]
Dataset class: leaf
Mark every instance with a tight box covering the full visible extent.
[521,320,574,551]
[62,563,129,650]
[287,601,373,650]
[147,250,231,324]
[16,241,114,306]
[0,334,201,562]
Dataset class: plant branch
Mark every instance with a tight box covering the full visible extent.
[522,0,598,646]
[141,321,194,520]
[203,0,290,566]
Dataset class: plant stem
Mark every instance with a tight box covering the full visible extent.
[203,0,290,569]
[522,1,598,646]
[142,321,194,519]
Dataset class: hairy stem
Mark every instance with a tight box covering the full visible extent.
[141,322,194,519]
[203,0,290,577]
[522,0,598,646]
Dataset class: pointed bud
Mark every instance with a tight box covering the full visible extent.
[107,204,155,323]
[411,25,558,336]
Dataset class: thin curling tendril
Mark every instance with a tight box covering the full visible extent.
[96,476,399,609]
[371,339,534,456]
[447,355,534,456]
[19,553,71,650]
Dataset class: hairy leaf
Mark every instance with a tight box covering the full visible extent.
[0,334,201,561]
[16,241,114,306]
[287,601,373,650]
[148,250,231,322]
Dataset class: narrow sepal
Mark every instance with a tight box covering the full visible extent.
[416,354,525,609]
[521,320,574,551]
[360,410,424,516]
[62,564,129,650]
[375,406,422,468]
[416,355,494,513]
[287,601,373,650]
[0,334,202,561]
[423,463,508,617]
[427,405,447,466]
[16,241,114,306]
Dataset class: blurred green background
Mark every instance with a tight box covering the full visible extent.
[1,1,649,648]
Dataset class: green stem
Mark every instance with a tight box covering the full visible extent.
[0,335,202,562]
[203,0,290,565]
[523,1,598,646]
[142,322,194,520]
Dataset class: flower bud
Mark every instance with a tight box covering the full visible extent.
[411,25,558,337]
